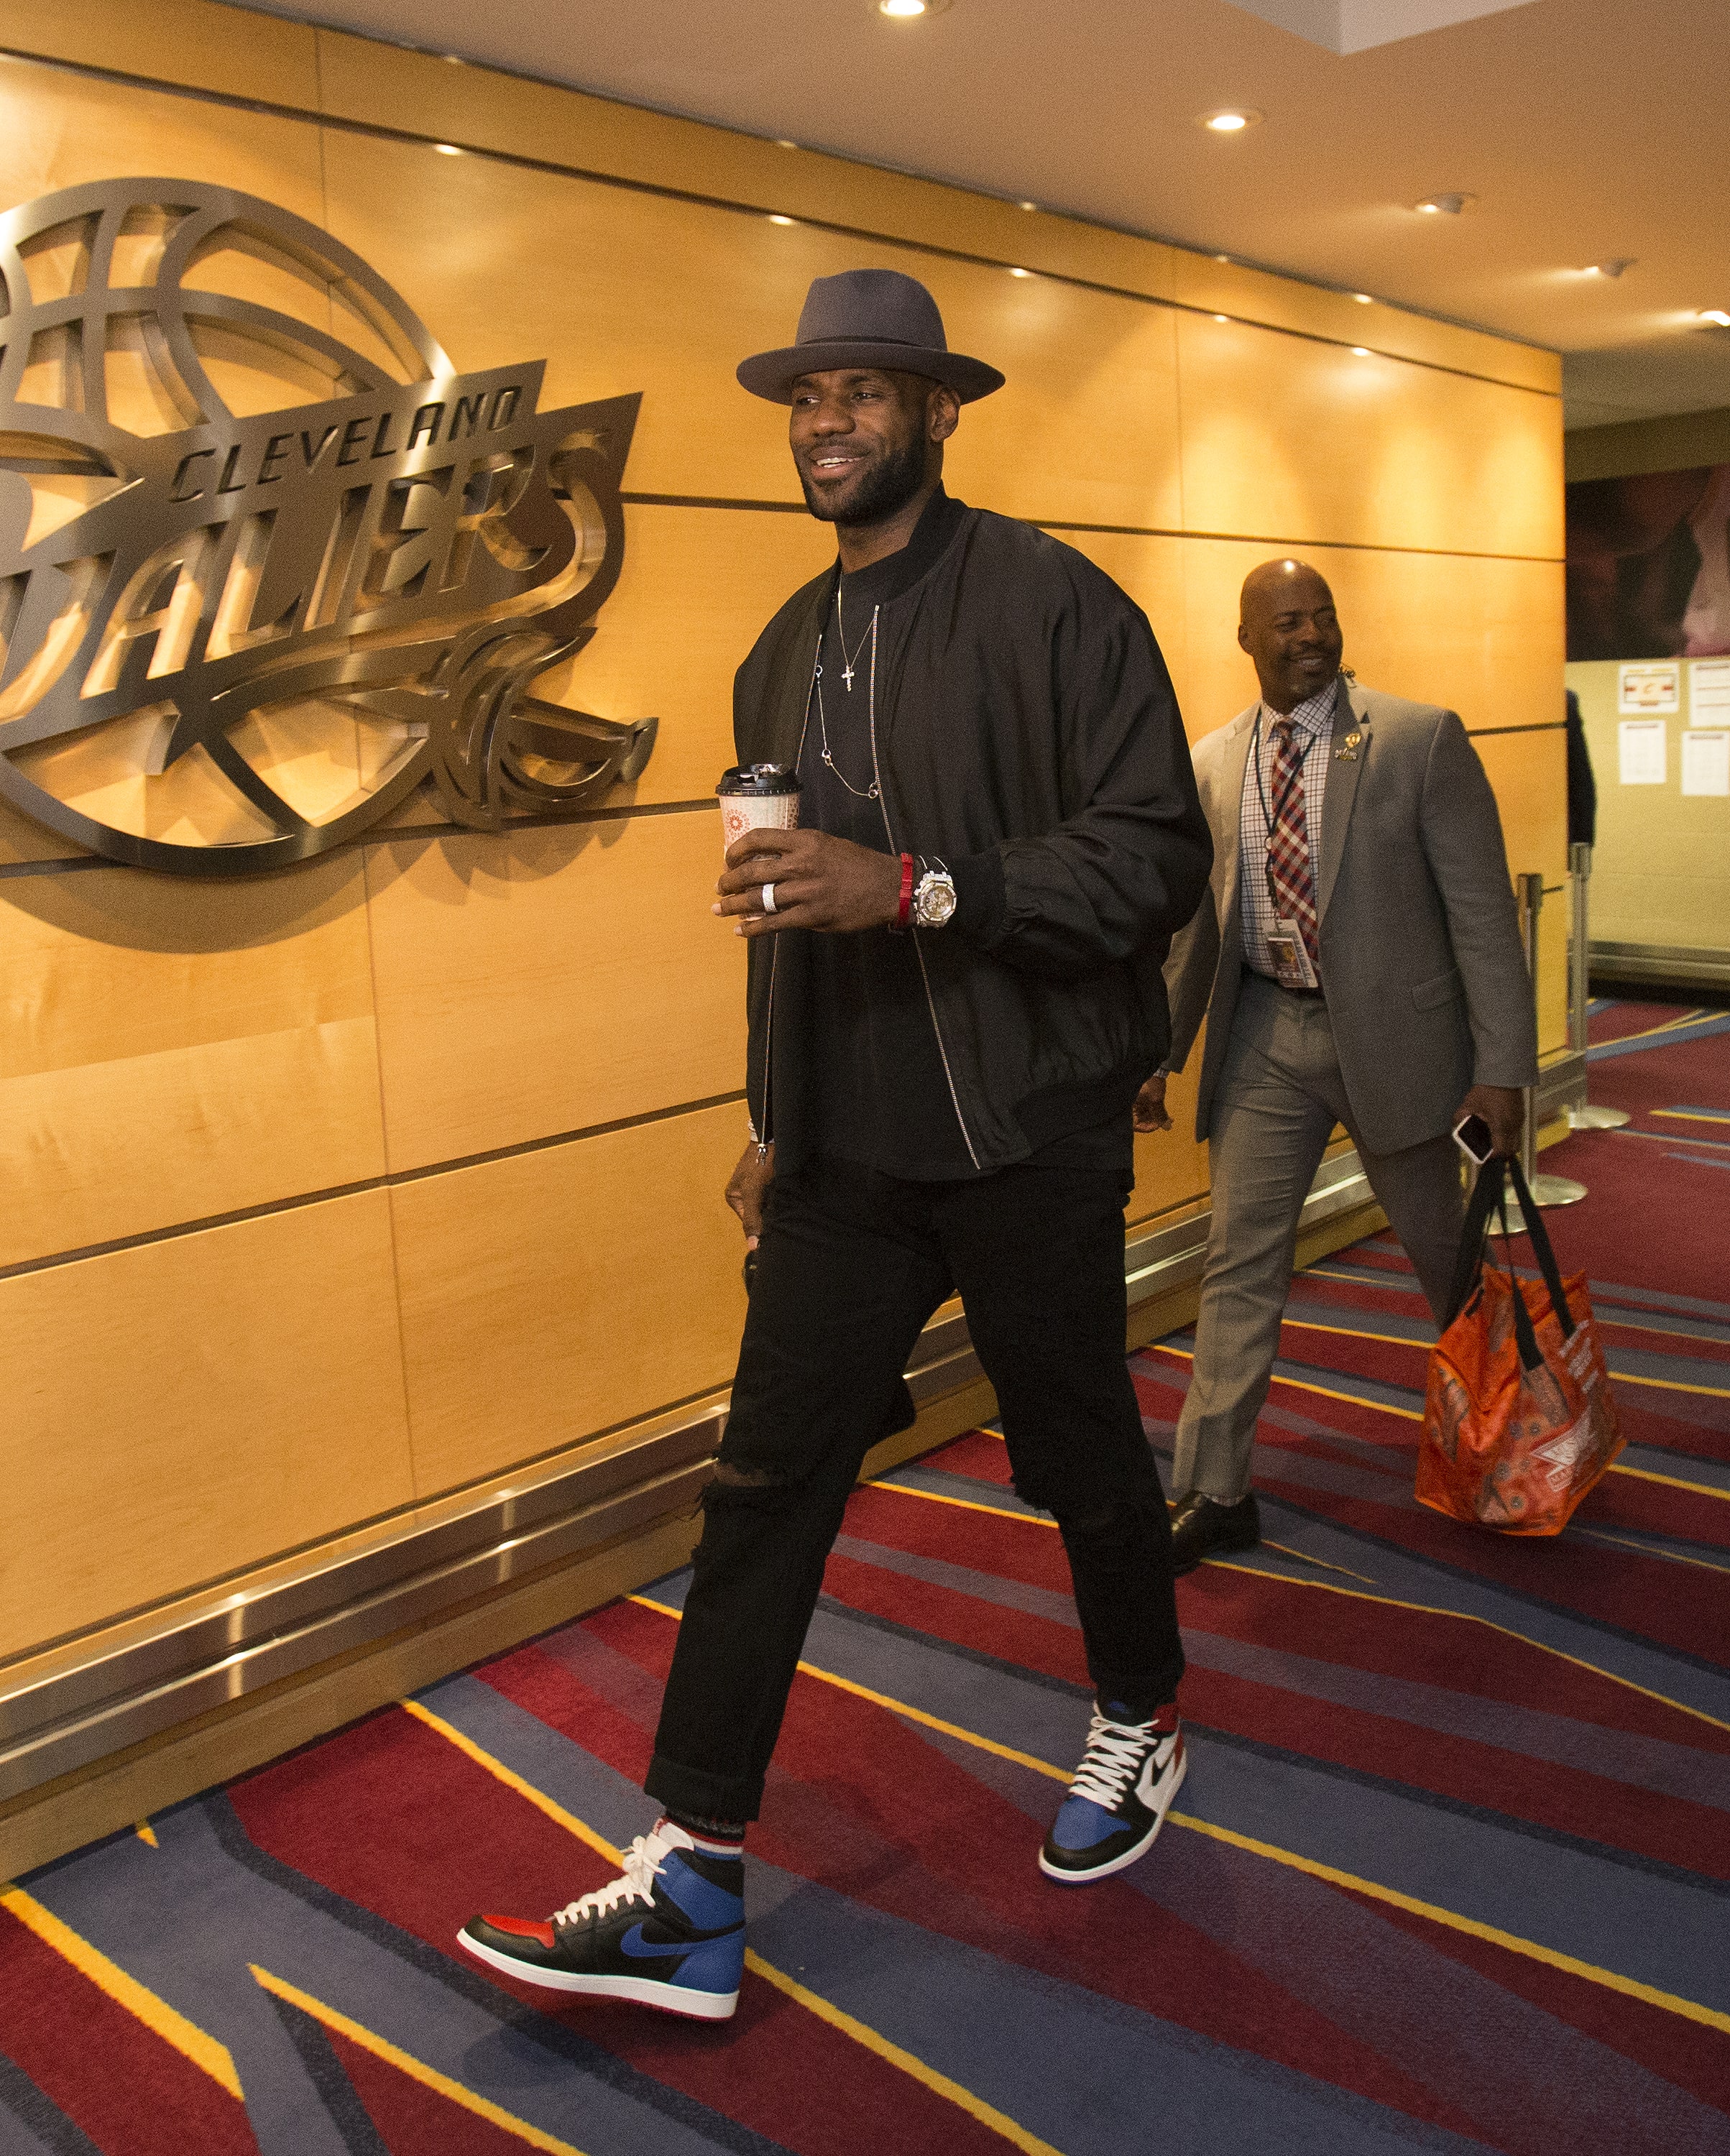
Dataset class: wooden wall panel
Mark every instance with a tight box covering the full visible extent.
[363,813,745,1174]
[0,858,385,1267]
[0,0,319,109]
[0,55,324,232]
[1174,313,1564,560]
[0,1192,413,1657]
[1171,254,1560,397]
[316,130,1186,533]
[1471,727,1572,1056]
[392,1098,750,1499]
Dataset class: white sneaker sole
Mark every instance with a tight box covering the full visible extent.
[1038,1745,1189,1886]
[457,1928,740,2019]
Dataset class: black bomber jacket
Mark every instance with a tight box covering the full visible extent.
[736,497,1213,1175]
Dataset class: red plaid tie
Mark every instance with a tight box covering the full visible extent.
[1266,717,1320,970]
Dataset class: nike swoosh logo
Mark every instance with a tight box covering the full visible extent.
[620,1924,684,1961]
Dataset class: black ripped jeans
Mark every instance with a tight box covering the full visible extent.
[645,1153,1185,1823]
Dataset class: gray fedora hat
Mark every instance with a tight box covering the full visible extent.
[737,268,1005,404]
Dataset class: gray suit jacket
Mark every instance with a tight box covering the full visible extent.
[1163,678,1539,1154]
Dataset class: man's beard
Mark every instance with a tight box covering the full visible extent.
[799,430,927,527]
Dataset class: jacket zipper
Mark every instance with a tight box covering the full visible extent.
[756,647,818,1148]
[865,612,982,1171]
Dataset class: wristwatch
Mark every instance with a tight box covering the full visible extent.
[912,863,957,929]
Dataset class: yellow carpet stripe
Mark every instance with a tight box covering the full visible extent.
[1200,1560,1730,1733]
[1255,1538,1379,1584]
[134,1820,158,1848]
[1572,1528,1730,1575]
[1608,1459,1730,1496]
[249,1966,586,2152]
[1601,1009,1708,1047]
[865,1483,1059,1528]
[1164,1819,1730,2037]
[400,1701,621,1866]
[1607,1371,1730,1404]
[626,1598,1730,2037]
[1146,1342,1425,1419]
[0,1886,242,2100]
[410,1677,1066,2152]
[1274,1317,1730,1404]
[1287,1266,1728,1350]
[859,1447,1730,1731]
[1650,1107,1730,1124]
[743,1951,1066,2156]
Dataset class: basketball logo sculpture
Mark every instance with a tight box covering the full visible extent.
[0,178,655,874]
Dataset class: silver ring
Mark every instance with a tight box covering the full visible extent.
[761,881,777,914]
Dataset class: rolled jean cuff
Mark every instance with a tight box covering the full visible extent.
[645,1749,765,1825]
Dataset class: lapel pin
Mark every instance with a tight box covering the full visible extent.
[1335,730,1362,761]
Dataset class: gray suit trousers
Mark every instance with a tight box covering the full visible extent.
[1171,972,1466,1505]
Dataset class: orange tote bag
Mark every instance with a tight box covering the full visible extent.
[1417,1156,1624,1536]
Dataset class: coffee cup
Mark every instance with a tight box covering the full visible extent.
[717,763,800,855]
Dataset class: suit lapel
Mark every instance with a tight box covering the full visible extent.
[1214,705,1258,940]
[1317,678,1369,925]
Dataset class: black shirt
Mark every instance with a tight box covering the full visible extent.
[797,489,1133,1184]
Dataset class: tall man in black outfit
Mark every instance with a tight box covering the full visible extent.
[461,271,1213,2022]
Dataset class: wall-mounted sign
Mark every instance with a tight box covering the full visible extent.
[0,178,654,875]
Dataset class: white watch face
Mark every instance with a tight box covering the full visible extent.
[915,873,957,927]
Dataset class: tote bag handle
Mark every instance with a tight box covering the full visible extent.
[1443,1154,1576,1369]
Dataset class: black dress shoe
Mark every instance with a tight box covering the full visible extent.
[1168,1491,1261,1576]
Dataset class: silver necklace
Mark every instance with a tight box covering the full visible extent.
[814,607,880,799]
[834,584,873,690]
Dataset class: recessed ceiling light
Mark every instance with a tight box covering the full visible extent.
[1587,259,1636,278]
[1414,192,1474,215]
[879,0,950,16]
[1214,253,1230,264]
[434,143,461,155]
[1353,292,1373,304]
[768,214,795,226]
[1199,109,1261,133]
[442,53,464,65]
[1701,309,1730,328]
[776,139,799,150]
[1352,346,1371,356]
[1009,266,1031,277]
[1213,313,1228,323]
[1018,201,1037,213]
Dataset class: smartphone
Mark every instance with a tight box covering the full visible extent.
[1453,1112,1496,1165]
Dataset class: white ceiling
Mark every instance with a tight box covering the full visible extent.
[247,0,1730,432]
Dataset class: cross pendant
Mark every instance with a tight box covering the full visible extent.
[842,665,855,690]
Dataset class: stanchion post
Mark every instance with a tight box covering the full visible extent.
[1565,840,1629,1130]
[1506,872,1587,1231]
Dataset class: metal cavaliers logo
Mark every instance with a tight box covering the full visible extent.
[0,178,655,875]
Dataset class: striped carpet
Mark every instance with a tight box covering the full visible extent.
[3,1000,1726,2155]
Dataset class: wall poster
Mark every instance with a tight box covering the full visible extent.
[1567,462,1730,661]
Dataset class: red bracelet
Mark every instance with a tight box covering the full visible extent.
[894,852,914,931]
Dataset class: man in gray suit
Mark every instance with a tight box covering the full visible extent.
[1139,558,1537,1572]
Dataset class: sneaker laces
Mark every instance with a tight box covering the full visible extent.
[551,1823,682,1926]
[1067,1708,1156,1809]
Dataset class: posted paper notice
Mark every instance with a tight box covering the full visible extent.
[1620,662,1680,713]
[1681,728,1730,797]
[1618,718,1667,785]
[1690,658,1730,723]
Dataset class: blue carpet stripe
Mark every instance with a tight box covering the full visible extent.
[1588,1012,1730,1060]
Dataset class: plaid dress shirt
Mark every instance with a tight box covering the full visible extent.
[1238,678,1339,982]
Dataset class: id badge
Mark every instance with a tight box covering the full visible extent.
[1266,918,1319,990]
